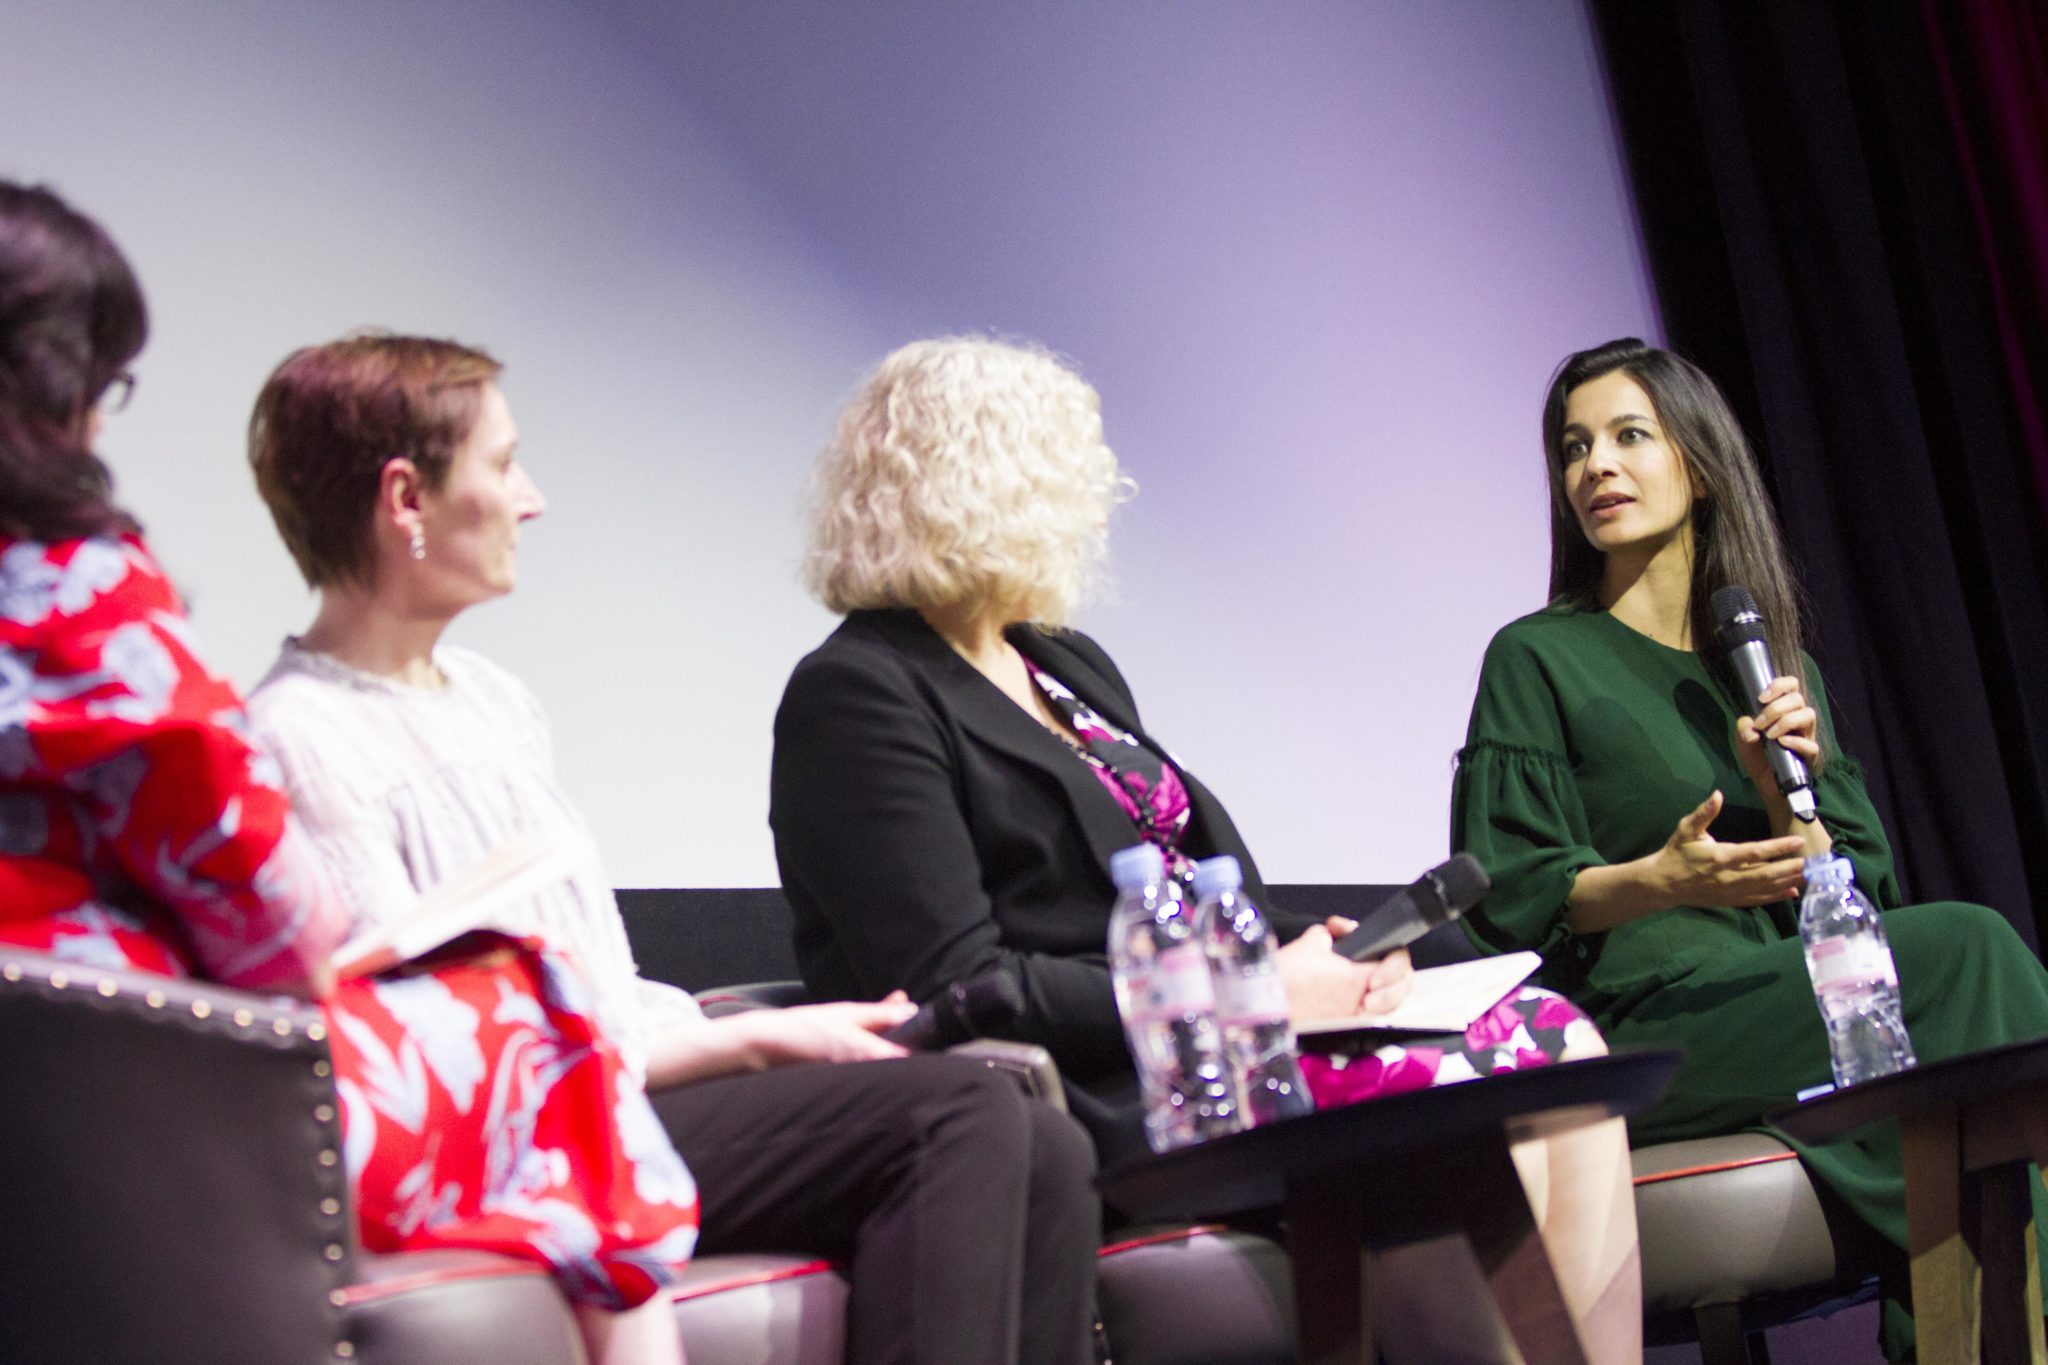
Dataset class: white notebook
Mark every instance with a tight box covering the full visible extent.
[1295,950,1542,1040]
[331,834,576,980]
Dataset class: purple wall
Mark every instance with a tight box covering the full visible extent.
[5,0,1660,883]
[624,0,1664,879]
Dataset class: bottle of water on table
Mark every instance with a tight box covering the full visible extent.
[1799,853,1916,1087]
[1193,854,1313,1126]
[1108,843,1243,1151]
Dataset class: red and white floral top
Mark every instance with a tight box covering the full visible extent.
[0,534,345,987]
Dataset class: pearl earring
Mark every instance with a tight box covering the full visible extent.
[408,524,427,560]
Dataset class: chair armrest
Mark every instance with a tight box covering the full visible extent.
[949,1038,1070,1113]
[0,949,356,1363]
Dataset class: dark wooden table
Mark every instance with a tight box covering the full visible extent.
[1099,1050,1681,1365]
[1770,1035,2048,1365]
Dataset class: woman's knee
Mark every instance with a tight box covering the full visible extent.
[1026,1100,1097,1191]
[902,1054,1040,1156]
[1886,899,2022,952]
[1889,900,2034,993]
[1528,988,1609,1061]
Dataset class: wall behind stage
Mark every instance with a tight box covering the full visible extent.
[2,1,1659,888]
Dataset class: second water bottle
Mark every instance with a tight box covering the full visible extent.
[1107,843,1244,1151]
[1799,853,1915,1087]
[1193,854,1313,1125]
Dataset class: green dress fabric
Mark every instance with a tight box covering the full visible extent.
[1453,605,2048,1359]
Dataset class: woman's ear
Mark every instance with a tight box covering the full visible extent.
[378,457,426,541]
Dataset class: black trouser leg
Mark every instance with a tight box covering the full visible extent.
[651,1053,1098,1365]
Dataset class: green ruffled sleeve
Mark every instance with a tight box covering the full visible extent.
[1804,656,1903,909]
[1451,630,1607,958]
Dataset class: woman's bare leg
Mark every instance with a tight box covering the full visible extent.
[1371,1031,1642,1364]
[574,1295,685,1365]
[1511,1028,1643,1364]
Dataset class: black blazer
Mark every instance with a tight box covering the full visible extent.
[769,608,1315,1160]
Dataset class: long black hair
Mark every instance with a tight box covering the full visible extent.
[1541,338,1825,766]
[0,181,147,541]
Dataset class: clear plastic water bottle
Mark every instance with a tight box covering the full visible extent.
[1193,855,1313,1126]
[1799,853,1916,1087]
[1107,843,1244,1151]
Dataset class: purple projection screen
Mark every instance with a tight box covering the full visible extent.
[2,0,1659,885]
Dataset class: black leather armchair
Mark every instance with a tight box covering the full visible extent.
[0,948,586,1365]
[0,944,1294,1365]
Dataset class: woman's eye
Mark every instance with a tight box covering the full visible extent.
[1617,427,1646,444]
[1561,440,1587,462]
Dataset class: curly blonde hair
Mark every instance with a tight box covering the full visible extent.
[803,337,1129,625]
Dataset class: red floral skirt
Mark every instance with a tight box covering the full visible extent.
[325,933,699,1308]
[3,908,698,1310]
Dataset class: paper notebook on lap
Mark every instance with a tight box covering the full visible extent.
[1295,950,1542,1045]
[331,834,577,980]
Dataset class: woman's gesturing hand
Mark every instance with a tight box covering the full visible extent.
[1652,790,1807,908]
[1734,675,1820,801]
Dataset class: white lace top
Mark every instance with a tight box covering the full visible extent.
[248,640,701,1077]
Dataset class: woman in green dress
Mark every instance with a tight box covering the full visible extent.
[1452,337,2048,1359]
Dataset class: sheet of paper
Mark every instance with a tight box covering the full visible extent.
[1296,951,1542,1037]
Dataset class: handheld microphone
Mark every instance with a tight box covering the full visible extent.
[1709,585,1818,823]
[1333,853,1490,962]
[881,967,1026,1050]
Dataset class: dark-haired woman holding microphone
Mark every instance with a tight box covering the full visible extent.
[1452,337,2048,1359]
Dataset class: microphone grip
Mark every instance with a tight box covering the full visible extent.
[880,991,965,1050]
[878,967,1025,1050]
[1728,640,1813,795]
[1333,895,1438,962]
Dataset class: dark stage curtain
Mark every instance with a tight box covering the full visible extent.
[1588,0,2048,947]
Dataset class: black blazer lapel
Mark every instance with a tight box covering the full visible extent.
[860,611,1156,875]
[1013,625,1264,893]
[1007,625,1205,874]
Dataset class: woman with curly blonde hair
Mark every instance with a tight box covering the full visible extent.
[772,336,1645,1362]
[803,337,1120,624]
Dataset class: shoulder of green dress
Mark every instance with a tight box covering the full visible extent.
[1481,604,1600,668]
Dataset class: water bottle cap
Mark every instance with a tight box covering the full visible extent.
[1190,855,1243,900]
[1109,843,1165,890]
[1804,854,1854,886]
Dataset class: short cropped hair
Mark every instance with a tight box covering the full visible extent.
[803,337,1127,625]
[249,333,501,587]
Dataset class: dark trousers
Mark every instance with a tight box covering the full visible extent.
[652,1052,1099,1365]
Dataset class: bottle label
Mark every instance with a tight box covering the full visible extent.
[1125,944,1216,1023]
[1807,935,1899,991]
[1216,971,1290,1027]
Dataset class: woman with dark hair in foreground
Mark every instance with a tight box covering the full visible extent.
[0,178,341,996]
[1454,337,2048,1359]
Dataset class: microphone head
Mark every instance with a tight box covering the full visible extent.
[1436,853,1491,914]
[1711,584,1766,650]
[953,967,1026,1031]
